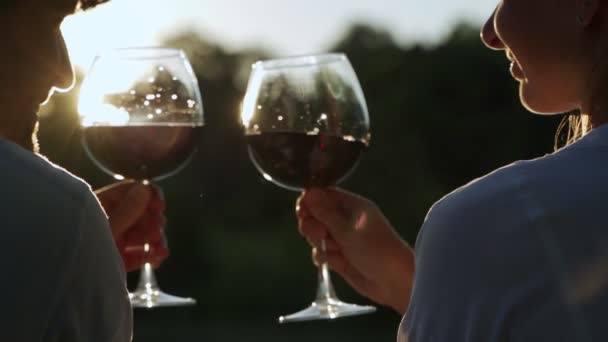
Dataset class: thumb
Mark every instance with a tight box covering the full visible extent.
[107,183,152,238]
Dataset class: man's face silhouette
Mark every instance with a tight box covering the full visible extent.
[0,0,86,150]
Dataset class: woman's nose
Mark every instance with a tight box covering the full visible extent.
[480,9,504,50]
[51,32,75,92]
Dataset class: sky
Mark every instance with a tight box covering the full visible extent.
[61,0,497,70]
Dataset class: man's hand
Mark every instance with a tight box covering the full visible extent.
[95,181,169,272]
[298,188,415,314]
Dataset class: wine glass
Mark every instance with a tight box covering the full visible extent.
[78,47,203,308]
[241,53,375,323]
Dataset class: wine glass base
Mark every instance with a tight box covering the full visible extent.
[129,288,196,309]
[279,298,376,323]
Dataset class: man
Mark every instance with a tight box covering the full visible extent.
[0,0,167,340]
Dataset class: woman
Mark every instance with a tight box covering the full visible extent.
[297,0,608,340]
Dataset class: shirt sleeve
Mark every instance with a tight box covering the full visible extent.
[45,189,132,342]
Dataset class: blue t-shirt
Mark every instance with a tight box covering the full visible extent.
[0,138,132,341]
[400,124,608,341]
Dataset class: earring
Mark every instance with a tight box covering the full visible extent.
[578,14,584,24]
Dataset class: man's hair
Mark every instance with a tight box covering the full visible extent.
[0,0,110,11]
[79,0,110,10]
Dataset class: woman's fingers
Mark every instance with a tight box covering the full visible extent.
[301,188,367,241]
[298,215,325,241]
[301,189,347,237]
[299,216,339,251]
[312,247,373,298]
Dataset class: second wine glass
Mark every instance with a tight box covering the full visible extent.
[79,47,203,308]
[241,53,375,322]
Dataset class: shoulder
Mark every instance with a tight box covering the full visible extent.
[0,140,122,339]
[405,146,608,341]
[405,157,566,341]
[50,196,131,342]
[423,142,606,238]
[423,142,589,227]
[0,138,111,285]
[412,153,572,281]
[0,138,95,207]
[423,158,536,229]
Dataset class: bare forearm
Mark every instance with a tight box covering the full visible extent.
[388,240,415,315]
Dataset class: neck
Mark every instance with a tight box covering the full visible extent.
[0,121,39,153]
[581,95,608,130]
[580,20,608,131]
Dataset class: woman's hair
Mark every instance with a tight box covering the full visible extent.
[554,113,591,151]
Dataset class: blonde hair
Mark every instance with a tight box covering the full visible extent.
[554,113,592,151]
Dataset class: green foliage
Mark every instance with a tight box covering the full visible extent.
[37,22,561,341]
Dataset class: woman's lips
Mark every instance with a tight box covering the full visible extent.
[510,60,525,80]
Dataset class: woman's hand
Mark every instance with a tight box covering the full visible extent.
[298,188,414,314]
[95,181,169,272]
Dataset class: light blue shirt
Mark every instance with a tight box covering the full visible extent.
[0,138,132,341]
[400,123,608,341]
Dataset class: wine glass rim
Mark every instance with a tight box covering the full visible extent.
[254,53,348,70]
[97,47,185,60]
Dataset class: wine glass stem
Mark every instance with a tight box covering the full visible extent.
[136,244,160,292]
[133,179,160,292]
[315,239,338,303]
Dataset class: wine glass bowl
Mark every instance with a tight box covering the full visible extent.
[83,124,202,182]
[241,53,375,322]
[79,47,203,308]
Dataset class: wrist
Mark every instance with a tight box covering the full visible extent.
[386,241,415,315]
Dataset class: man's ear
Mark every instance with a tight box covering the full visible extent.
[577,0,601,26]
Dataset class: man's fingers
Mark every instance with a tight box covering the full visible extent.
[122,227,164,248]
[95,180,137,207]
[122,242,165,253]
[107,183,152,238]
[123,253,168,271]
[123,241,168,255]
[122,242,169,272]
[121,213,165,246]
[147,185,166,212]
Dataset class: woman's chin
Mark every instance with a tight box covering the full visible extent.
[519,84,572,115]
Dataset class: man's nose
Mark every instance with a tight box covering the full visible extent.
[480,9,504,51]
[51,32,75,92]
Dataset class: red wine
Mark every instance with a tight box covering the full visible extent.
[83,125,202,180]
[247,132,366,191]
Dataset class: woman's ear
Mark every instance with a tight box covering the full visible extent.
[577,0,601,26]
